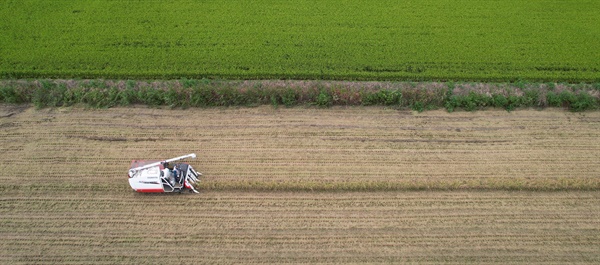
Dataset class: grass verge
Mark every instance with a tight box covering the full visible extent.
[1,79,599,112]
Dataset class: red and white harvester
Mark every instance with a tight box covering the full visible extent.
[128,153,202,193]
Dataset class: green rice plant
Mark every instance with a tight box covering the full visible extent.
[1,1,598,82]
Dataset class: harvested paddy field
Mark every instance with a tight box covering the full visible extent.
[1,105,599,264]
[2,191,599,264]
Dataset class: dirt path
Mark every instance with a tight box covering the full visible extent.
[1,105,599,264]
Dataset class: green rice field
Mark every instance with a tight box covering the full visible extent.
[1,0,599,81]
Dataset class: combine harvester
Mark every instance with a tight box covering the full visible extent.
[128,153,202,193]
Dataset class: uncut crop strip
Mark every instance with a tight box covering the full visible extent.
[1,190,599,264]
[0,105,599,191]
[1,0,599,81]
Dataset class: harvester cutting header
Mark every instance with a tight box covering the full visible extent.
[128,153,202,193]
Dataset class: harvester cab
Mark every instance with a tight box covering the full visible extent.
[128,153,202,193]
